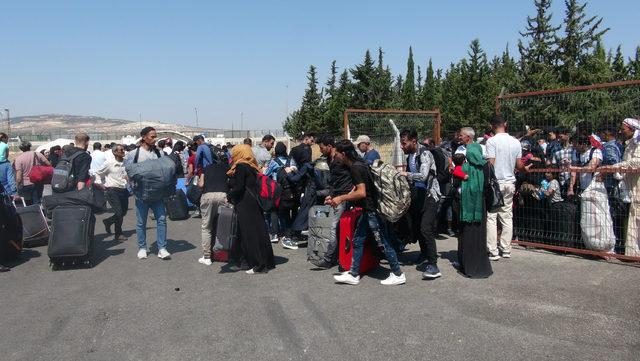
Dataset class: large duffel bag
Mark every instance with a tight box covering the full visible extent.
[48,205,95,269]
[125,149,176,203]
[165,189,190,221]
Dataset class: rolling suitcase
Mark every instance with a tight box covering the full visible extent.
[307,205,334,262]
[48,205,95,269]
[14,197,49,247]
[338,208,379,275]
[165,189,190,220]
[0,196,23,262]
[213,205,236,262]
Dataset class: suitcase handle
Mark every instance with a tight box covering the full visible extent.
[12,196,26,208]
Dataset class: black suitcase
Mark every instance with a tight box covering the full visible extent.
[0,197,23,263]
[166,189,190,220]
[214,205,236,251]
[48,205,95,269]
[14,198,50,247]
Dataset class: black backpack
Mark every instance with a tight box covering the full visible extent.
[430,147,451,187]
[51,151,83,193]
[274,158,297,203]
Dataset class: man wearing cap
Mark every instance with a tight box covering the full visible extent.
[602,118,640,257]
[355,135,380,166]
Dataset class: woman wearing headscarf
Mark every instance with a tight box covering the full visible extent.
[227,144,275,274]
[457,142,493,278]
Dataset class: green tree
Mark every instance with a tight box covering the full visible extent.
[463,39,493,131]
[321,61,345,136]
[556,0,609,85]
[392,74,404,107]
[283,65,324,138]
[371,47,393,109]
[517,0,560,90]
[401,47,417,109]
[610,45,627,80]
[350,50,376,108]
[420,59,438,110]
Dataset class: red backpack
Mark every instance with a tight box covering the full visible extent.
[251,173,282,212]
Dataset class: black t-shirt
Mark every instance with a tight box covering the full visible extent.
[203,162,230,193]
[329,159,353,197]
[68,147,92,184]
[349,160,377,212]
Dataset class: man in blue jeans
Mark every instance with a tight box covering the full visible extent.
[126,127,170,260]
[326,140,406,286]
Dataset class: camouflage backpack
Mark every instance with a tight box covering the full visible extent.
[370,159,411,223]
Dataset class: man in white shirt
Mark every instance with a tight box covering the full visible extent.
[90,142,107,184]
[96,144,129,241]
[485,115,527,260]
[253,134,275,170]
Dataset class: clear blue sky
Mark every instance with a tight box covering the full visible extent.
[1,0,637,130]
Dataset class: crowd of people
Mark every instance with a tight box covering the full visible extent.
[0,115,638,277]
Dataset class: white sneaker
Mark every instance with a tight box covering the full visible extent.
[501,252,511,259]
[158,248,171,260]
[333,272,360,285]
[381,273,406,286]
[488,254,500,261]
[270,234,279,244]
[245,269,256,275]
[137,249,147,260]
[198,257,212,266]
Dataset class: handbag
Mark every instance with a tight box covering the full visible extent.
[486,163,504,211]
[29,153,53,184]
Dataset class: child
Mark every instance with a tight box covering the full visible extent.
[533,172,562,202]
[451,153,468,181]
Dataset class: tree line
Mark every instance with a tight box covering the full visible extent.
[283,0,640,139]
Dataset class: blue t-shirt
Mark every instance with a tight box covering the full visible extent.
[362,149,380,165]
[0,142,8,163]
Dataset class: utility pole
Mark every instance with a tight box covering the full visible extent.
[285,84,289,119]
[4,109,9,135]
[138,112,142,128]
[194,107,199,128]
[240,112,244,132]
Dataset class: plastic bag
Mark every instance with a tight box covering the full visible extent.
[580,181,616,251]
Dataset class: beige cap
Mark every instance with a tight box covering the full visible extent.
[355,135,371,145]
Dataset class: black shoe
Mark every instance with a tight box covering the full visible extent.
[228,264,251,272]
[310,259,333,269]
[416,261,429,272]
[422,264,442,279]
[0,265,10,272]
[103,219,112,234]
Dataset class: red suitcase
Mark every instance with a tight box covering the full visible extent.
[338,208,379,275]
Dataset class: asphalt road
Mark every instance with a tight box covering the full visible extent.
[2,208,639,361]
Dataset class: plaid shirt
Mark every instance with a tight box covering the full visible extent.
[552,145,574,185]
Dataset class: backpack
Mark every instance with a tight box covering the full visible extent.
[369,159,411,223]
[250,173,282,212]
[51,151,83,193]
[274,158,297,204]
[430,147,451,187]
[125,148,177,203]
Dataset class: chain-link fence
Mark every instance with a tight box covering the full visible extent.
[497,80,640,261]
[343,109,441,166]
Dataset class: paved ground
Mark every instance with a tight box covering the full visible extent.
[2,208,639,361]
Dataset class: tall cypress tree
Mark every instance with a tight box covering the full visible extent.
[284,65,324,138]
[401,47,417,109]
[557,0,609,85]
[421,59,438,110]
[465,39,493,131]
[372,47,393,109]
[321,61,344,136]
[518,0,560,90]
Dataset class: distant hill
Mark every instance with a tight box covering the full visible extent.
[8,114,207,136]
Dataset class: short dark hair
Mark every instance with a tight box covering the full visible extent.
[93,142,102,150]
[140,126,156,137]
[490,115,506,127]
[400,129,418,141]
[555,126,569,135]
[572,135,590,146]
[19,141,32,152]
[0,132,7,141]
[302,133,315,140]
[172,140,185,153]
[335,139,360,162]
[262,134,276,142]
[192,135,204,142]
[75,133,89,144]
[452,153,466,166]
[157,139,166,149]
[243,138,253,146]
[274,142,287,157]
[317,134,335,147]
